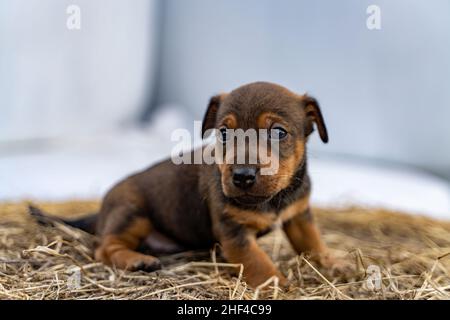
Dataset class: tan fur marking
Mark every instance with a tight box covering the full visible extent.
[224,204,276,232]
[275,140,305,190]
[279,194,310,223]
[256,112,288,129]
[95,217,159,270]
[221,113,238,129]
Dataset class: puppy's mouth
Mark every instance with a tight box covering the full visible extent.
[232,194,272,205]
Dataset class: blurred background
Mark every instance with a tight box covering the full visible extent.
[0,0,449,218]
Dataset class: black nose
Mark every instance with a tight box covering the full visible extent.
[232,167,257,190]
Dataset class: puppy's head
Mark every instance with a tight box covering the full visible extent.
[202,82,328,205]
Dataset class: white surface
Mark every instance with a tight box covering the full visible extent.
[0,0,159,141]
[1,107,449,220]
[309,158,450,219]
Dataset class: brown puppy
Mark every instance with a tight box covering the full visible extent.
[43,82,340,287]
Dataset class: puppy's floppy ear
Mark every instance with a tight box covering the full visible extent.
[302,95,329,143]
[202,94,226,138]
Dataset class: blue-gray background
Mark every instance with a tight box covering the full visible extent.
[155,0,450,178]
[1,0,449,181]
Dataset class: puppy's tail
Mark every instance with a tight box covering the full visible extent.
[28,204,98,234]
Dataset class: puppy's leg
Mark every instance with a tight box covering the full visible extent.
[139,230,186,255]
[283,208,347,271]
[95,206,161,272]
[218,220,286,287]
[283,208,327,256]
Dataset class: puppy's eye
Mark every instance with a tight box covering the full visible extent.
[269,127,288,140]
[218,127,230,142]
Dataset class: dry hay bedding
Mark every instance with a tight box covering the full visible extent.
[0,201,449,300]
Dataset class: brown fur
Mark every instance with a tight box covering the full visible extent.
[283,209,326,255]
[224,204,276,232]
[80,82,337,287]
[279,194,310,223]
